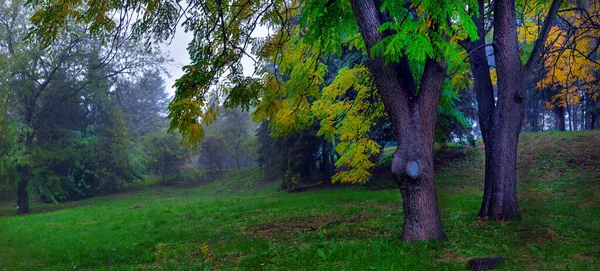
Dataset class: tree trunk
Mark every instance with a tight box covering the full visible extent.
[350,0,446,241]
[464,0,560,221]
[555,106,566,131]
[321,139,333,186]
[17,126,34,215]
[587,110,596,130]
[567,105,573,131]
[572,104,578,131]
[391,94,446,240]
[531,92,540,132]
[17,179,29,214]
[475,0,526,221]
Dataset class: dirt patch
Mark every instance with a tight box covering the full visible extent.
[515,225,562,244]
[249,216,394,239]
[249,204,397,239]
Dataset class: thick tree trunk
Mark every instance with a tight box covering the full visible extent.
[391,94,446,240]
[478,129,522,220]
[17,179,29,214]
[350,0,446,241]
[464,0,560,221]
[476,0,525,221]
[555,106,566,131]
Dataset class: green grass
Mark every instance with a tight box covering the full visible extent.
[1,131,599,270]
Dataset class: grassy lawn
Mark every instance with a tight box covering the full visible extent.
[0,131,599,270]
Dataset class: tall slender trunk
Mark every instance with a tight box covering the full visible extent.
[568,105,573,131]
[17,179,29,214]
[587,98,596,130]
[555,106,566,131]
[16,121,34,215]
[321,139,333,186]
[580,102,585,130]
[464,0,561,221]
[573,104,578,131]
[541,111,545,131]
[350,0,446,241]
[531,92,540,132]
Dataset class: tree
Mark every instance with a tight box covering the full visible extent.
[536,2,600,131]
[116,71,170,136]
[143,131,189,184]
[1,0,162,213]
[206,107,255,169]
[30,0,480,241]
[460,0,562,220]
[256,120,324,190]
[198,135,227,173]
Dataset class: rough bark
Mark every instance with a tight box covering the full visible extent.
[463,0,561,221]
[350,0,445,241]
[474,0,524,221]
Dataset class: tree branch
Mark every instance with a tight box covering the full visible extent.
[524,0,563,72]
[463,43,494,62]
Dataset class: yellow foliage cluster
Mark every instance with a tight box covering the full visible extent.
[254,30,327,135]
[254,25,385,183]
[313,66,385,184]
[537,3,600,110]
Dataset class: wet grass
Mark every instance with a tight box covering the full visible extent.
[0,131,599,270]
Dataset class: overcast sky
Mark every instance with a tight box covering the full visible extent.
[159,25,193,96]
[159,25,268,97]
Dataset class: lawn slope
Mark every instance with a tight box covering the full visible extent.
[0,131,599,270]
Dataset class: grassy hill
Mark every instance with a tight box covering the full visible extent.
[0,131,598,270]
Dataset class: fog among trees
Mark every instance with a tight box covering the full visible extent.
[0,0,599,269]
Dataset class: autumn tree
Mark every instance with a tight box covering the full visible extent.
[460,0,563,220]
[537,1,600,131]
[29,0,483,241]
